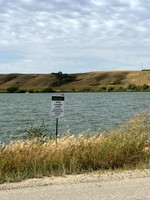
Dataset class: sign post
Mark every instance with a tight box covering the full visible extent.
[51,95,64,144]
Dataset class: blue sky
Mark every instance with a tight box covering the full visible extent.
[0,0,150,74]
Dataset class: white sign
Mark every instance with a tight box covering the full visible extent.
[51,96,64,118]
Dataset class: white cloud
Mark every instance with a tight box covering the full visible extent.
[0,0,150,73]
[20,0,35,4]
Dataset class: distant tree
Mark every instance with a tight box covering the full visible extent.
[41,87,55,93]
[52,72,76,86]
[7,86,19,93]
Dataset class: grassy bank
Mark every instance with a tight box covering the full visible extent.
[2,83,150,93]
[0,113,150,183]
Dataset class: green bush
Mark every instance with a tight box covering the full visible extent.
[41,87,55,93]
[99,86,107,92]
[107,86,114,92]
[24,122,53,140]
[127,83,137,91]
[142,84,149,91]
[28,89,34,93]
[7,86,19,93]
[80,88,92,92]
[116,87,127,92]
[18,89,27,93]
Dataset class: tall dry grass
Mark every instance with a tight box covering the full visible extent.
[0,112,150,183]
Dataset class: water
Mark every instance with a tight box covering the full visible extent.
[0,92,150,142]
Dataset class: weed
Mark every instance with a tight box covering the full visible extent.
[0,113,150,183]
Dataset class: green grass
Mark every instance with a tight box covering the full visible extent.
[0,112,150,183]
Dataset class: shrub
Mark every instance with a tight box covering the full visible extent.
[18,89,27,93]
[41,87,55,93]
[24,122,53,140]
[127,83,137,91]
[111,79,122,85]
[28,89,34,93]
[80,88,92,92]
[107,86,114,92]
[7,86,19,93]
[99,86,107,92]
[142,84,149,91]
[116,87,127,92]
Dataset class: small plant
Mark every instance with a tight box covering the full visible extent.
[24,122,53,140]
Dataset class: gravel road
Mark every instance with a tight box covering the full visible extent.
[0,169,150,200]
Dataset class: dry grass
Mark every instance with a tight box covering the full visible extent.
[1,70,150,91]
[0,113,150,183]
[0,74,57,91]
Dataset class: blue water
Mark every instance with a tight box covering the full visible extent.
[0,92,150,142]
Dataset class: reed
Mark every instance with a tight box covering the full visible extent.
[0,112,150,183]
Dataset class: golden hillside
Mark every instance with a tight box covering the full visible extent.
[0,70,150,92]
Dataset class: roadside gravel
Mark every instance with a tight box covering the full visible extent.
[0,169,150,190]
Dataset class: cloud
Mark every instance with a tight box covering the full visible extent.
[0,0,150,73]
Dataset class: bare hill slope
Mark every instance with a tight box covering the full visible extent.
[0,70,150,92]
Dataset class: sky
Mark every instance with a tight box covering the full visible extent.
[0,0,150,74]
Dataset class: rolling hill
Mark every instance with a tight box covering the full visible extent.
[0,70,150,92]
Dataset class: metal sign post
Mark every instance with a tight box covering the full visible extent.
[51,95,64,144]
[56,118,58,145]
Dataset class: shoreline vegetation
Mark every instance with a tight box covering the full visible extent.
[1,70,150,93]
[2,83,150,93]
[0,112,150,184]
